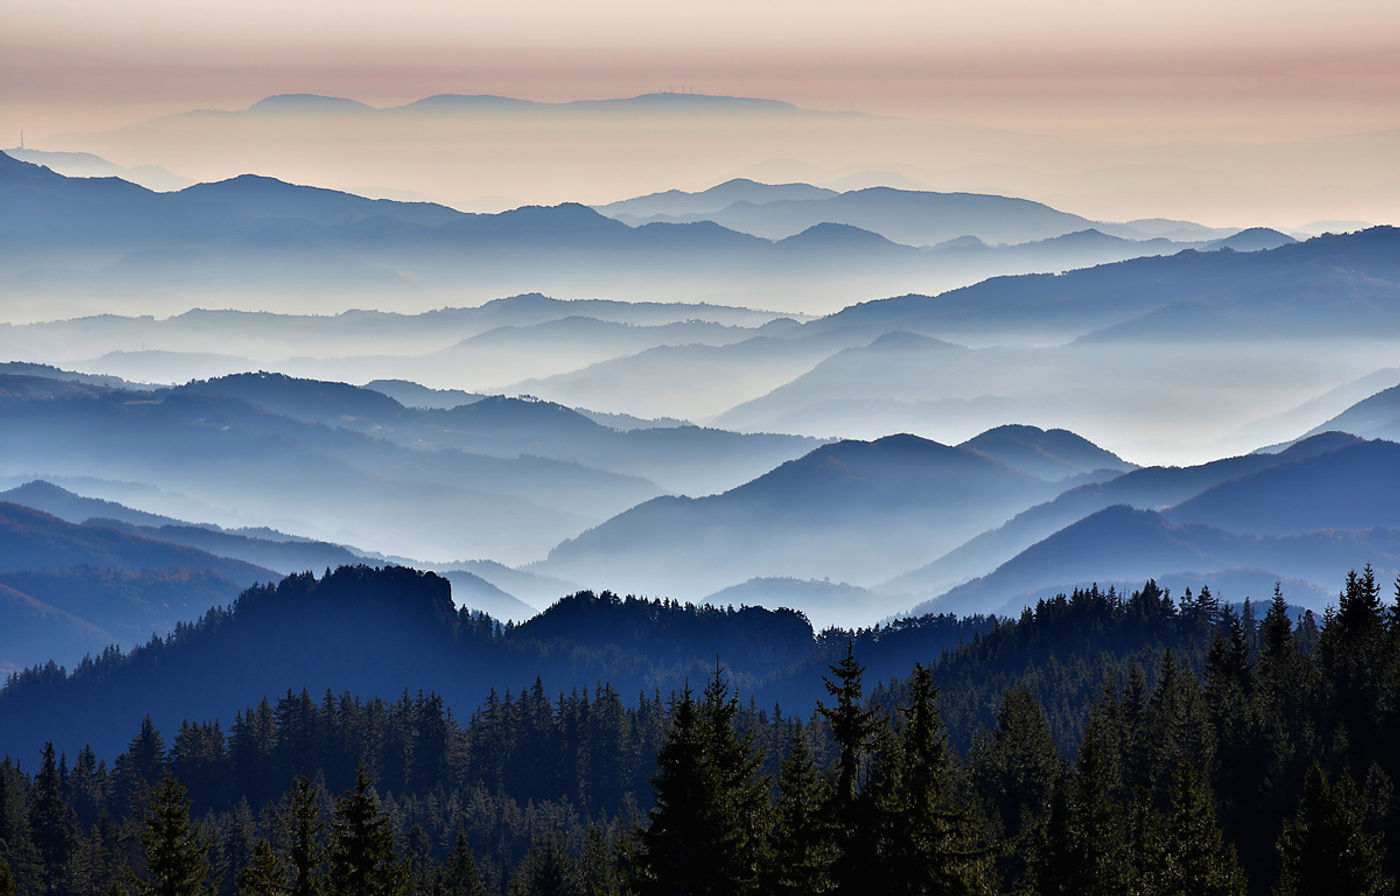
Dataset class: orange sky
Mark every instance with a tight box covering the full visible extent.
[5,0,1399,136]
[3,0,1398,226]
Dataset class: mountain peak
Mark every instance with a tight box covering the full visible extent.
[247,94,373,114]
[1210,227,1297,252]
[1,479,77,501]
[777,221,905,250]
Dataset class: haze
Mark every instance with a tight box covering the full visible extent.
[5,0,1399,225]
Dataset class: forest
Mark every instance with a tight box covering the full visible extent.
[0,567,1396,895]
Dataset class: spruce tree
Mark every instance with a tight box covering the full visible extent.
[1277,764,1393,896]
[633,672,767,896]
[28,742,77,896]
[634,686,709,896]
[325,768,402,896]
[818,642,881,895]
[1033,774,1078,896]
[578,825,619,896]
[971,687,1058,841]
[439,828,487,896]
[880,664,995,896]
[128,774,213,896]
[970,688,1059,892]
[697,666,768,895]
[1148,764,1246,896]
[508,834,579,896]
[283,777,323,896]
[1037,734,1130,896]
[235,840,286,896]
[766,725,835,896]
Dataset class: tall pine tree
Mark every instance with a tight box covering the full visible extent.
[1277,764,1393,896]
[818,642,882,895]
[125,774,213,896]
[325,768,403,896]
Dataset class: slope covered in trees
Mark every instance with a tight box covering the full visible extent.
[1,566,1397,895]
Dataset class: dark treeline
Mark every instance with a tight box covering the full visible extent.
[2,568,1398,894]
[0,565,991,759]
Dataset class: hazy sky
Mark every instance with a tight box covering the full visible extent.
[4,0,1399,224]
[7,0,1398,134]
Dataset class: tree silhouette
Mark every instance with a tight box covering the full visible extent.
[127,774,213,896]
[325,768,402,896]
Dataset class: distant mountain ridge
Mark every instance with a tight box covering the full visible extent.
[541,433,1065,598]
[0,370,660,563]
[593,180,1293,249]
[881,432,1365,601]
[1,148,193,191]
[918,504,1393,616]
[0,152,1298,315]
[184,92,819,119]
[0,501,276,671]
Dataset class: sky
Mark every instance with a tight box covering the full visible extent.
[4,0,1399,223]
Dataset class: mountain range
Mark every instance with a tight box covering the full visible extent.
[0,151,1296,317]
[2,360,1399,675]
[0,372,658,562]
[4,156,1400,675]
[0,501,274,673]
[540,432,1101,598]
[188,92,823,119]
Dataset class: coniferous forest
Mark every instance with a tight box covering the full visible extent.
[1,566,1398,895]
[6,5,1399,892]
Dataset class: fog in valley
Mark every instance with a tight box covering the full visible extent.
[3,102,1400,655]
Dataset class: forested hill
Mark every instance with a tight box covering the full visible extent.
[5,564,1396,896]
[0,564,1237,759]
[0,565,960,758]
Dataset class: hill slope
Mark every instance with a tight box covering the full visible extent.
[541,434,1056,598]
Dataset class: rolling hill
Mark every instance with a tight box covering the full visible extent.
[540,434,1058,598]
[0,502,276,671]
[913,505,1392,617]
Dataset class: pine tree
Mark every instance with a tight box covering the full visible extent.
[1276,764,1393,896]
[1147,764,1246,896]
[766,725,835,896]
[508,833,579,896]
[28,742,77,896]
[818,642,881,895]
[697,666,768,895]
[235,840,286,896]
[0,857,15,896]
[880,664,995,896]
[283,777,323,896]
[128,774,213,896]
[633,672,767,896]
[439,828,488,896]
[325,768,403,896]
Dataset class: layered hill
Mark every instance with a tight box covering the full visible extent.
[890,433,1400,617]
[0,502,276,671]
[0,153,1271,315]
[1294,379,1400,443]
[540,434,1060,598]
[169,373,821,496]
[917,506,1389,616]
[882,432,1361,599]
[0,372,658,562]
